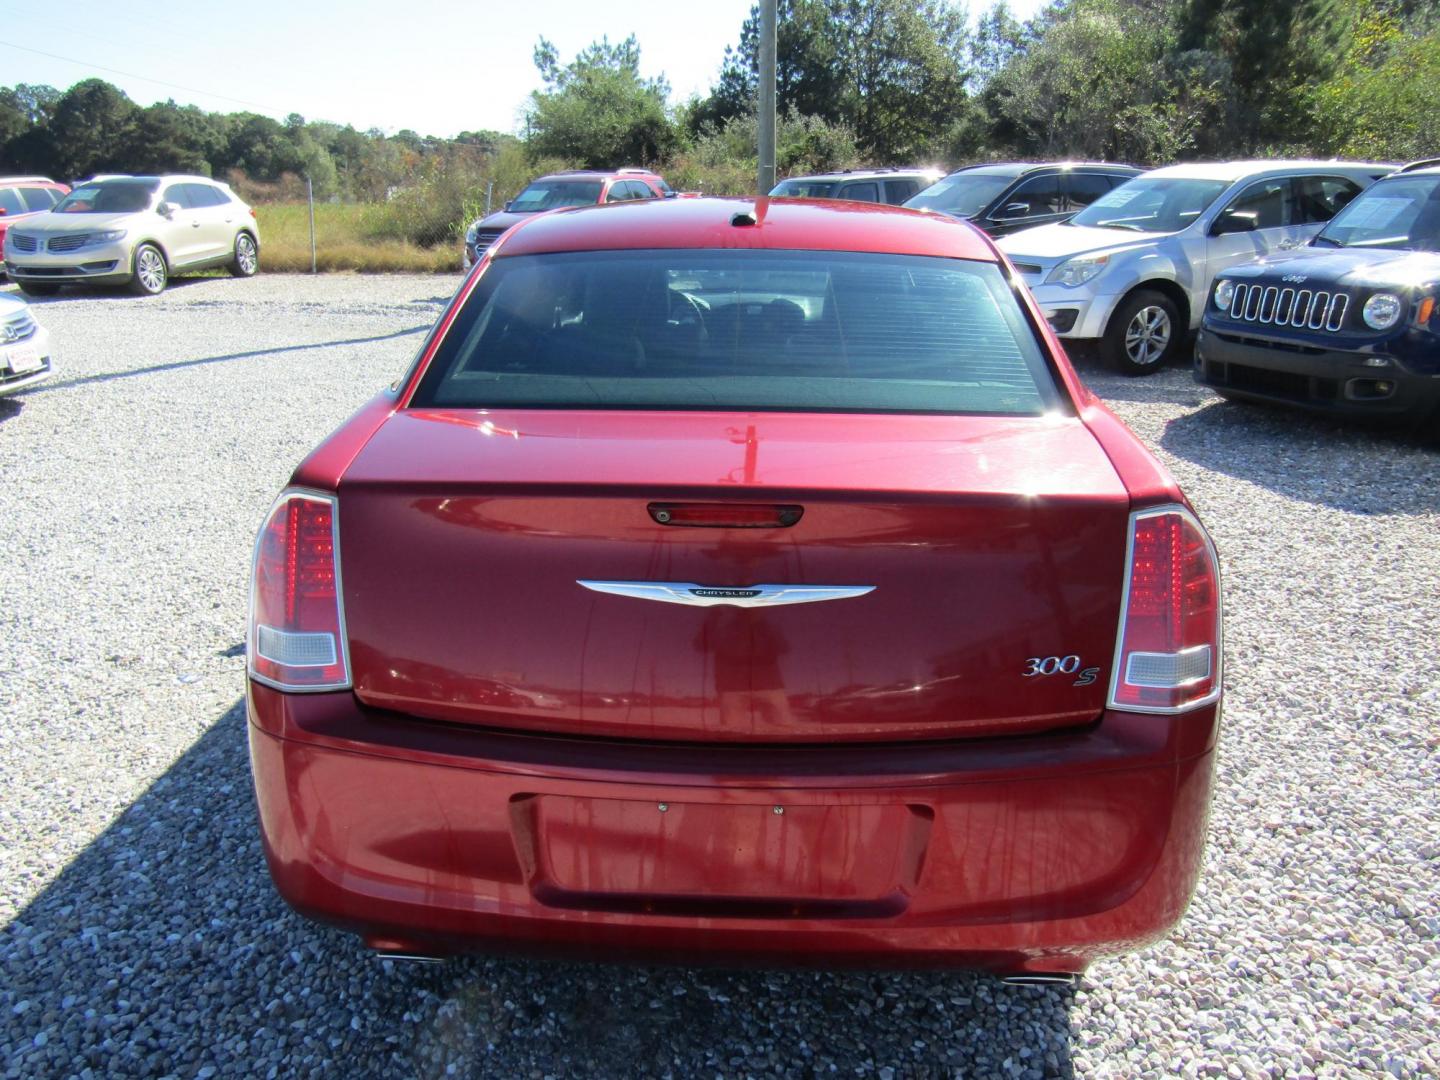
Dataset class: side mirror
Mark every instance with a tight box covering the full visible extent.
[1211,210,1258,236]
[663,190,678,199]
[158,201,178,219]
[997,202,1030,220]
[503,201,513,212]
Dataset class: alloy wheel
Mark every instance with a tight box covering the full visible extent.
[236,235,258,275]
[136,247,167,294]
[1124,305,1171,367]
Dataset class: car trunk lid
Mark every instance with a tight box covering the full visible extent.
[337,408,1129,744]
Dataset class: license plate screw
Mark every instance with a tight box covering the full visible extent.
[657,803,669,812]
[773,805,784,815]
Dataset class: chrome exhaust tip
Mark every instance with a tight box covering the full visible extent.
[373,950,447,965]
[1001,973,1077,987]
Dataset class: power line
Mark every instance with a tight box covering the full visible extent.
[0,38,289,116]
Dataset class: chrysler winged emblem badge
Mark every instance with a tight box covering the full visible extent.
[577,581,875,608]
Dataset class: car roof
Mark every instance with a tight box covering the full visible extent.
[950,161,1141,176]
[781,168,944,182]
[536,169,661,181]
[495,196,997,261]
[0,176,60,185]
[1140,160,1395,182]
[81,174,223,184]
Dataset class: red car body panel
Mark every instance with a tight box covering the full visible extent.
[248,197,1222,972]
[337,409,1130,743]
[250,684,1215,971]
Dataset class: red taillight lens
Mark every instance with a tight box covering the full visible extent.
[1108,506,1221,713]
[248,491,350,690]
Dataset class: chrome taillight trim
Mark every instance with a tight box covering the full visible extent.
[1106,504,1224,716]
[246,488,353,693]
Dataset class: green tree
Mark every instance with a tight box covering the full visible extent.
[131,101,225,175]
[1178,0,1352,144]
[525,35,677,166]
[978,0,1238,164]
[970,1,1026,87]
[42,79,140,178]
[703,0,973,161]
[1307,0,1440,161]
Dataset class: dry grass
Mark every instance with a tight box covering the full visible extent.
[253,203,458,274]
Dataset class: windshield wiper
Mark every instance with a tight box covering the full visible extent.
[1098,222,1146,232]
[1312,235,1343,247]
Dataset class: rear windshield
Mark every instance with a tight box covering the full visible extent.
[904,172,1018,218]
[54,181,158,214]
[411,250,1058,415]
[770,180,837,199]
[509,180,603,212]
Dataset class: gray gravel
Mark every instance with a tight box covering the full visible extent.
[1,273,1436,1079]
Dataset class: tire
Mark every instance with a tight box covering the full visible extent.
[15,280,60,297]
[129,243,168,296]
[229,232,259,278]
[1100,289,1182,375]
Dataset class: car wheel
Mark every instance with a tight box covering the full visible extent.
[16,280,60,297]
[1101,290,1182,376]
[230,232,259,278]
[129,243,168,296]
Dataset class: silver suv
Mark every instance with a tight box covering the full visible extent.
[997,160,1393,373]
[2,175,260,296]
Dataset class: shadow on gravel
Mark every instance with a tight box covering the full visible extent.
[1,701,1080,1079]
[0,399,21,425]
[24,326,429,395]
[1161,399,1440,514]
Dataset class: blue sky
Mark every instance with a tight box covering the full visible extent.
[0,0,1049,137]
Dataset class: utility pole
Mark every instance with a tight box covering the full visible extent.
[306,175,317,275]
[757,0,777,197]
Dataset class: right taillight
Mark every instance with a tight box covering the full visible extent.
[1108,505,1221,713]
[248,490,350,691]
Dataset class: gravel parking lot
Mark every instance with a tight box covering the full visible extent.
[1,273,1436,1079]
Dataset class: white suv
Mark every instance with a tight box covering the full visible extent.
[2,175,260,296]
[997,160,1393,373]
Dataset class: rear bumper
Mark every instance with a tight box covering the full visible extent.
[1195,326,1440,419]
[247,682,1219,972]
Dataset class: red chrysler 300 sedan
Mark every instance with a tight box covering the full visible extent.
[247,196,1222,980]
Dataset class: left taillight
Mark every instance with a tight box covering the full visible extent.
[1108,504,1221,714]
[247,490,350,691]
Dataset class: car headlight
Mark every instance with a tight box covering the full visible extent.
[1362,292,1402,331]
[1213,279,1236,311]
[464,223,479,244]
[1045,255,1109,288]
[88,229,127,246]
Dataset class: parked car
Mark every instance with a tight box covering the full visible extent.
[0,291,53,397]
[768,167,944,206]
[463,169,675,270]
[2,174,259,296]
[1196,164,1440,435]
[997,160,1394,374]
[247,195,1223,978]
[903,162,1142,237]
[0,176,70,278]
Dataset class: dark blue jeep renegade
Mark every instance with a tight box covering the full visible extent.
[1196,165,1440,435]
